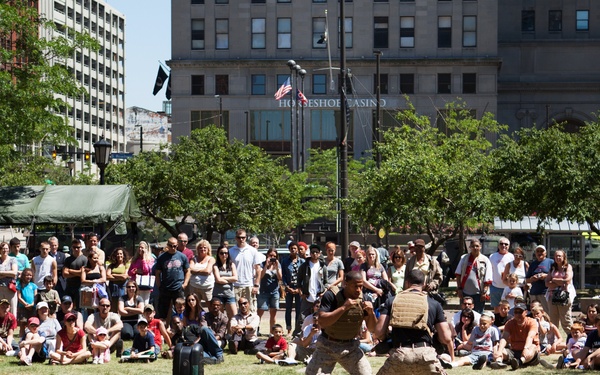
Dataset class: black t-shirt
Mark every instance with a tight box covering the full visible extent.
[494,313,510,328]
[379,289,446,347]
[585,329,600,349]
[63,255,88,289]
[320,287,367,314]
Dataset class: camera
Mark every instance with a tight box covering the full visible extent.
[270,258,277,263]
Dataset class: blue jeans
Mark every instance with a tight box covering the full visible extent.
[489,285,504,308]
[464,292,486,314]
[285,292,301,333]
[199,326,223,359]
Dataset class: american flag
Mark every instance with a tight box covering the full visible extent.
[274,78,292,100]
[297,89,308,106]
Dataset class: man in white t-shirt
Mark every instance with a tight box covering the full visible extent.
[229,229,262,312]
[31,242,57,292]
[489,237,514,313]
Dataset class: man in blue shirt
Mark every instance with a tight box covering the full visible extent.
[525,245,553,313]
[154,238,190,320]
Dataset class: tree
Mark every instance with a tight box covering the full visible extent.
[0,2,98,184]
[349,101,504,254]
[491,119,600,235]
[106,126,311,241]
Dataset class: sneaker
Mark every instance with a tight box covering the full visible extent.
[438,356,453,369]
[92,358,99,365]
[228,341,238,355]
[528,352,540,367]
[489,360,507,369]
[25,356,32,366]
[473,354,487,370]
[202,356,224,365]
[5,350,15,357]
[539,359,554,369]
[557,355,565,369]
[115,339,124,358]
[510,357,520,370]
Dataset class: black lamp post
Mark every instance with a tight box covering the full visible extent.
[298,68,306,171]
[93,138,112,185]
[287,59,296,170]
[215,95,223,127]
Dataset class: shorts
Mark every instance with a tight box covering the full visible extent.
[214,295,236,305]
[467,352,491,365]
[506,348,540,367]
[257,294,279,310]
[18,305,35,322]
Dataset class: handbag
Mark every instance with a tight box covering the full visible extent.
[551,287,569,306]
[136,274,156,290]
[8,280,16,293]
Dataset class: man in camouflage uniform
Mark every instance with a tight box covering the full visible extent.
[305,271,376,375]
[375,269,453,374]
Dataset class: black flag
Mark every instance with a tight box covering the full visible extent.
[152,66,168,95]
[165,74,172,100]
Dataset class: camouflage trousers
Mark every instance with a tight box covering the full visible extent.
[377,345,447,375]
[305,336,371,375]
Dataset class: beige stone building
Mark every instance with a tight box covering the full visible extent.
[170,0,500,163]
[498,0,600,133]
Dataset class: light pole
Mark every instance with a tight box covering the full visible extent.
[374,50,382,168]
[298,68,306,171]
[215,95,223,127]
[135,124,143,153]
[245,111,249,144]
[93,138,112,185]
[287,60,297,171]
[67,159,75,177]
[293,63,302,171]
[339,0,349,258]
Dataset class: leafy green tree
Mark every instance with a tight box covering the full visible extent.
[0,2,98,184]
[107,126,311,241]
[491,119,600,235]
[349,101,504,253]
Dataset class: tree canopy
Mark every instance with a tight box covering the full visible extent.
[349,101,504,253]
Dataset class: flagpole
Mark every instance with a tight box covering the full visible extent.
[293,64,301,172]
[339,0,349,259]
[287,60,297,171]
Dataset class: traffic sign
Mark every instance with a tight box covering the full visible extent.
[111,152,134,160]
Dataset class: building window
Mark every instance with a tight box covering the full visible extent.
[400,17,415,48]
[251,75,266,95]
[277,18,291,48]
[374,74,388,94]
[374,17,388,49]
[522,10,535,32]
[191,75,204,95]
[250,111,290,141]
[399,74,414,94]
[252,18,266,49]
[339,18,353,48]
[278,0,291,2]
[215,0,228,3]
[311,110,339,141]
[438,16,452,48]
[191,19,205,50]
[462,73,476,94]
[313,74,327,94]
[576,10,589,31]
[438,73,451,94]
[313,18,326,49]
[191,0,204,4]
[549,10,562,32]
[191,111,229,135]
[463,16,476,47]
[251,0,266,3]
[216,75,229,95]
[216,19,229,49]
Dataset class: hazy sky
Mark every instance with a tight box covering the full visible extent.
[106,0,171,112]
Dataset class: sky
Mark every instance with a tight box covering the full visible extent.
[106,0,171,112]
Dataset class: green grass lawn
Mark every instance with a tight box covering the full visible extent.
[0,348,568,375]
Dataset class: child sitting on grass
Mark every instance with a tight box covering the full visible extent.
[256,324,287,364]
[541,322,587,369]
[121,317,156,362]
[446,313,499,370]
[91,327,110,364]
[18,317,46,366]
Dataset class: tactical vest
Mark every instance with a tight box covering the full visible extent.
[389,289,431,335]
[323,287,364,340]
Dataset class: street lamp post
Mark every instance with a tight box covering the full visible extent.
[245,111,249,144]
[215,95,223,127]
[374,50,382,168]
[298,68,306,171]
[67,159,75,177]
[93,138,112,185]
[287,60,297,171]
[293,63,302,171]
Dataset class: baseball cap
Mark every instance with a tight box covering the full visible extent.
[535,245,547,252]
[61,295,73,304]
[144,304,155,312]
[0,299,9,306]
[64,312,76,321]
[96,327,108,336]
[407,241,415,248]
[36,301,49,310]
[137,317,148,325]
[514,303,527,312]
[349,241,360,248]
[309,244,321,253]
[414,239,426,246]
[27,317,40,326]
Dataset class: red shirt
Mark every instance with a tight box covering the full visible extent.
[0,312,17,340]
[147,318,163,347]
[265,336,288,352]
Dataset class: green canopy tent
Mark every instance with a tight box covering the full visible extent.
[0,185,141,225]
